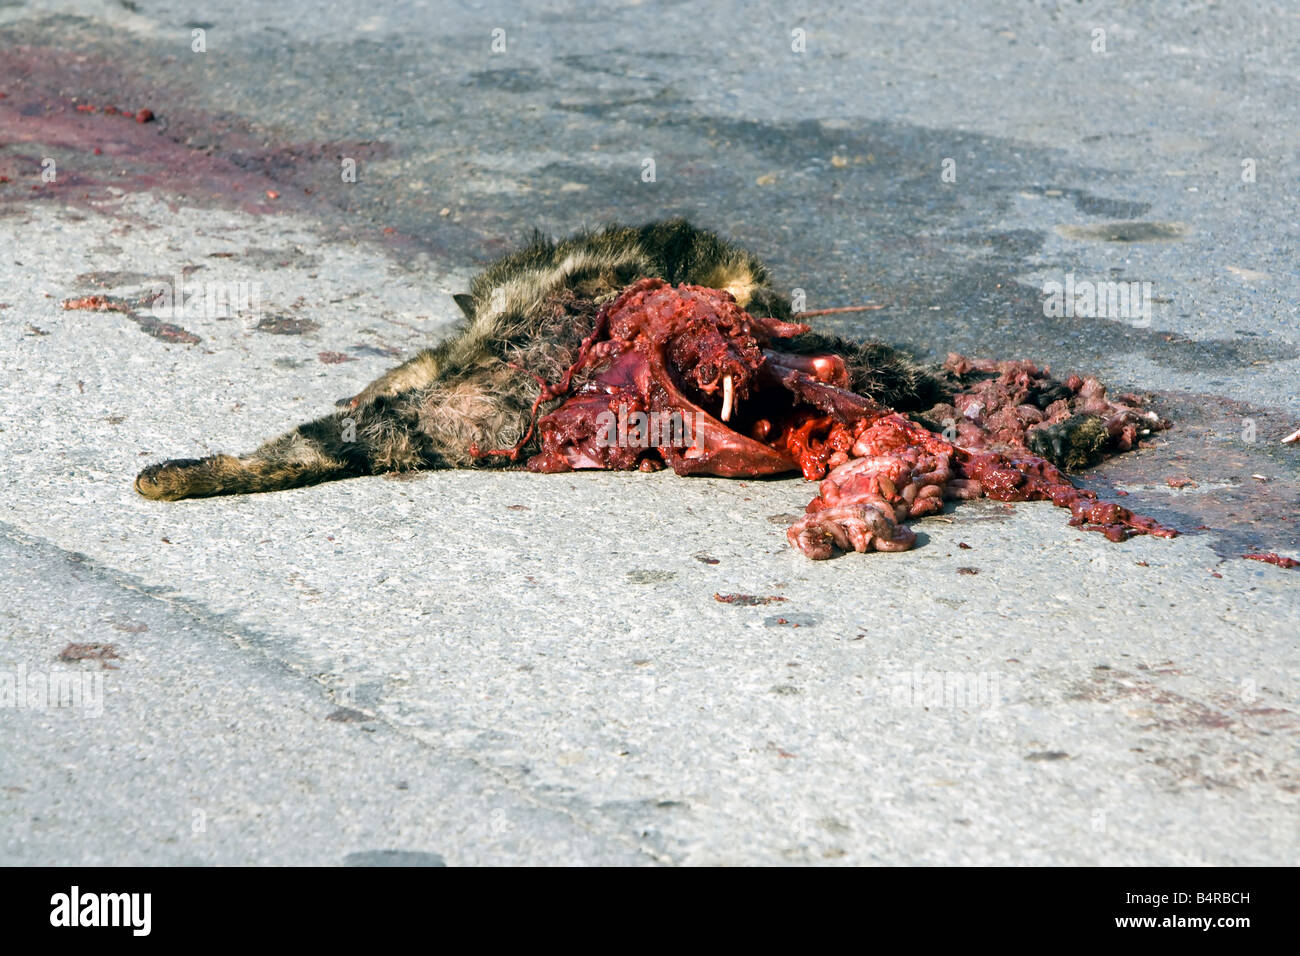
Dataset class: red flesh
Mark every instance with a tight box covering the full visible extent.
[506,280,1176,558]
[1242,552,1299,568]
[525,278,882,477]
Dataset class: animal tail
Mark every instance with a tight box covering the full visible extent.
[134,396,433,500]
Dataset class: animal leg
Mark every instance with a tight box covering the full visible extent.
[135,393,434,499]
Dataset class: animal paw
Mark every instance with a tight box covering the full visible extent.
[134,458,205,500]
[135,455,245,500]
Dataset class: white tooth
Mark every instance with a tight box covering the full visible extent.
[721,374,734,422]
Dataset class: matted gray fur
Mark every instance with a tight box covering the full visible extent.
[133,219,966,500]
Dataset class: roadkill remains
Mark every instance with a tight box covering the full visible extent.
[135,219,1175,558]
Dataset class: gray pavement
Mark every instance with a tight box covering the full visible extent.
[0,1,1296,865]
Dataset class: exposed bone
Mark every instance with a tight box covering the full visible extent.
[1283,426,1300,444]
[721,374,734,422]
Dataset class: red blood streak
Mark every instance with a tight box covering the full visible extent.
[1242,552,1299,568]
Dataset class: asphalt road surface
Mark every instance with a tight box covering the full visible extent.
[1,1,1296,864]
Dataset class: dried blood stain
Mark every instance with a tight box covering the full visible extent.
[714,593,788,606]
[58,643,122,669]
